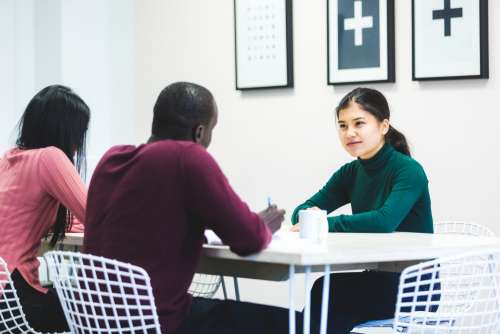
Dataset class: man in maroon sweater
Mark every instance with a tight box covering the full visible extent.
[84,82,296,334]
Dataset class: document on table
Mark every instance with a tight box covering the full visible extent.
[204,229,328,253]
[204,229,284,245]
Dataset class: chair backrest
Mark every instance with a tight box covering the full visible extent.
[435,221,495,237]
[433,221,497,318]
[188,274,222,298]
[0,256,39,334]
[44,251,162,334]
[394,249,500,333]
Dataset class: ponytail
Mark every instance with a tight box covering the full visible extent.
[387,125,410,156]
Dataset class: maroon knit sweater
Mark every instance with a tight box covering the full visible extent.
[83,140,271,333]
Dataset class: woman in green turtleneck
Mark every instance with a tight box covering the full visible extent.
[292,87,433,334]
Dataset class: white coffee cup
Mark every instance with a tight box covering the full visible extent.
[298,209,328,244]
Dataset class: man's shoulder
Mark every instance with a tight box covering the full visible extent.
[101,140,199,157]
[142,140,206,155]
[104,144,137,156]
[100,141,214,170]
[144,141,213,165]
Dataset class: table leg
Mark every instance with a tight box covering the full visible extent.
[289,265,295,334]
[320,265,330,334]
[221,276,228,299]
[233,276,240,301]
[303,266,312,334]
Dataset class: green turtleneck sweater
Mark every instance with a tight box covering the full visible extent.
[291,144,433,233]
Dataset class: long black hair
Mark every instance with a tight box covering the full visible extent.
[16,85,90,246]
[336,87,410,156]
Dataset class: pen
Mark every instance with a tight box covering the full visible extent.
[267,196,272,208]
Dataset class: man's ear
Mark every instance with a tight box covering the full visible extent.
[193,124,205,144]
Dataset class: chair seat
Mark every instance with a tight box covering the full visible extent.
[351,318,394,334]
[352,314,455,333]
[1,256,71,334]
[356,318,394,328]
[350,328,393,334]
[352,224,498,334]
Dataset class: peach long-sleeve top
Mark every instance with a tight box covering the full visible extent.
[0,147,86,293]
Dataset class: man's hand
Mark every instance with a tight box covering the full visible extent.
[258,205,286,234]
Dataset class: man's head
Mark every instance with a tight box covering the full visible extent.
[151,82,218,148]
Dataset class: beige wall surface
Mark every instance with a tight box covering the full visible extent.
[134,1,498,307]
[0,0,136,181]
[135,0,499,230]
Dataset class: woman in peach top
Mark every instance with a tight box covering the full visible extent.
[0,85,90,332]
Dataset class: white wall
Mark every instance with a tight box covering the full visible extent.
[135,0,499,229]
[0,0,136,180]
[0,0,36,154]
[59,0,136,178]
[135,0,499,307]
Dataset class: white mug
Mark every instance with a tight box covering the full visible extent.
[298,209,328,244]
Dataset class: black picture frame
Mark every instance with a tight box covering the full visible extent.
[327,0,395,86]
[234,0,294,90]
[412,0,489,81]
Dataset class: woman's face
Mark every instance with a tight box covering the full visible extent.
[337,102,389,159]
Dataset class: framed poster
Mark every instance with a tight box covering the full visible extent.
[412,0,489,81]
[327,0,395,85]
[234,0,294,90]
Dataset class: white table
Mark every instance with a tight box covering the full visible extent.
[47,231,500,334]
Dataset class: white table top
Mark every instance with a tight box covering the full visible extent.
[59,231,500,280]
[209,231,500,265]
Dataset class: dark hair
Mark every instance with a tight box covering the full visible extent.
[152,82,215,140]
[16,85,90,246]
[336,87,410,156]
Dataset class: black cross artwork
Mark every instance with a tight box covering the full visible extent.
[432,0,463,37]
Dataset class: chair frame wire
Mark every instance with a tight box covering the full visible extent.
[188,273,222,299]
[352,221,498,334]
[0,256,69,334]
[434,221,495,238]
[393,249,500,333]
[44,251,162,334]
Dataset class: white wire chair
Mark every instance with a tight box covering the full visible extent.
[352,222,497,334]
[188,274,222,298]
[393,248,500,333]
[0,256,68,334]
[352,248,500,334]
[43,251,162,334]
[434,221,495,237]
